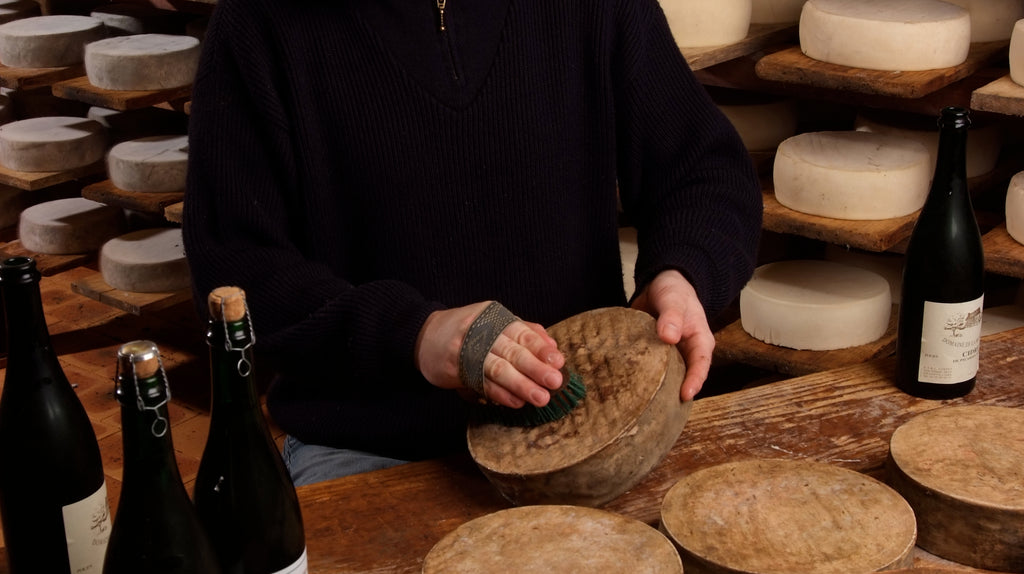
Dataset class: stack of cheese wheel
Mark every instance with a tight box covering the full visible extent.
[773,130,931,220]
[887,405,1024,572]
[740,259,891,351]
[0,116,106,172]
[712,90,798,152]
[107,135,188,193]
[660,459,918,574]
[943,0,1024,42]
[799,0,971,71]
[1012,19,1024,87]
[84,34,200,91]
[18,197,126,254]
[1006,171,1024,246]
[467,307,690,507]
[0,15,105,68]
[660,0,752,49]
[0,0,39,25]
[423,505,683,574]
[854,110,1002,179]
[100,227,190,292]
[750,0,806,24]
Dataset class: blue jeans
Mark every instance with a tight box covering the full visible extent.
[281,436,408,487]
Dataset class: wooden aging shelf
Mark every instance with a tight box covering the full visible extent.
[51,75,191,112]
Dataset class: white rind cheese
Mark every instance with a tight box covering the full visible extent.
[0,15,106,68]
[0,116,107,172]
[107,135,188,193]
[773,130,932,220]
[18,197,126,254]
[799,0,971,71]
[943,0,1024,42]
[1006,170,1024,246]
[740,259,892,351]
[1011,19,1024,87]
[100,227,190,293]
[85,34,200,91]
[718,98,799,152]
[660,0,752,49]
[751,0,807,24]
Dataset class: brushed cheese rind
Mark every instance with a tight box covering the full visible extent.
[467,307,690,507]
[0,116,107,172]
[799,0,971,71]
[84,33,200,91]
[660,459,917,574]
[19,197,127,254]
[887,405,1024,572]
[0,15,106,68]
[423,505,683,574]
[100,227,190,292]
[1007,171,1024,246]
[107,134,188,192]
[660,0,752,48]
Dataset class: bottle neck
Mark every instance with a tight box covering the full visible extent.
[117,374,182,481]
[207,318,260,411]
[1,266,60,378]
[931,124,969,197]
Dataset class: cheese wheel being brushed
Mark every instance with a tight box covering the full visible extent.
[423,505,683,574]
[467,307,690,507]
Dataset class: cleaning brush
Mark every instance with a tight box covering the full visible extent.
[474,366,587,427]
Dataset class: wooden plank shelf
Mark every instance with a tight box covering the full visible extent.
[82,180,184,218]
[682,23,797,71]
[0,240,94,276]
[754,41,1009,99]
[70,270,191,316]
[50,75,191,112]
[983,224,1024,280]
[0,62,84,91]
[0,160,105,191]
[971,74,1024,117]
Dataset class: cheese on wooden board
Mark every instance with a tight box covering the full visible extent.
[100,227,190,293]
[1005,170,1024,245]
[0,116,106,172]
[423,505,683,574]
[740,259,891,351]
[717,98,798,152]
[107,134,188,193]
[799,0,971,71]
[18,197,127,254]
[887,405,1024,572]
[0,0,39,25]
[1012,19,1024,87]
[0,15,106,69]
[773,130,932,220]
[660,459,917,574]
[943,0,1024,42]
[84,33,200,91]
[659,0,752,48]
[467,307,690,508]
[751,0,806,24]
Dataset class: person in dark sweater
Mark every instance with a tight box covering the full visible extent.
[183,0,762,484]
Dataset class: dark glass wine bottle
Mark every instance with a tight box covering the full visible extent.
[103,340,222,574]
[0,256,112,573]
[896,106,985,399]
[194,286,308,574]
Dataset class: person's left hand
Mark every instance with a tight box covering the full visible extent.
[630,269,714,401]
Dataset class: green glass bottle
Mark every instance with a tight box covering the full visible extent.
[103,340,222,574]
[194,286,308,574]
[0,256,111,573]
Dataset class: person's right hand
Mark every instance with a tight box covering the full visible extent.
[415,302,566,409]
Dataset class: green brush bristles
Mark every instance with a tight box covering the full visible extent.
[476,370,587,428]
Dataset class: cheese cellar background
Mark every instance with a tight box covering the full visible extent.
[1,0,1024,572]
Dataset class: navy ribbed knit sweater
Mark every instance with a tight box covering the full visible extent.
[183,0,762,460]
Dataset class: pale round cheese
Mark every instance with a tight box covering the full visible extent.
[888,405,1024,572]
[660,0,752,49]
[660,459,918,574]
[100,227,190,292]
[740,259,892,351]
[1011,19,1024,87]
[717,98,799,152]
[773,130,932,220]
[424,505,683,574]
[751,0,807,24]
[18,197,127,254]
[84,34,200,91]
[0,15,106,69]
[0,116,107,172]
[1005,170,1024,246]
[799,0,971,71]
[107,135,188,193]
[943,0,1024,42]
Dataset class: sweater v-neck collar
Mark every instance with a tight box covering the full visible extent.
[357,0,511,109]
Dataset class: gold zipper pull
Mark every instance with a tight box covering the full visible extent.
[437,0,447,32]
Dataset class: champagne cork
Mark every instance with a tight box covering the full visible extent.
[118,339,160,379]
[208,286,247,322]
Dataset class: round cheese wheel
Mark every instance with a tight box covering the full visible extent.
[660,459,917,574]
[660,0,752,49]
[18,197,126,254]
[0,0,39,25]
[887,405,1024,572]
[84,34,200,91]
[751,0,807,24]
[0,15,106,69]
[467,307,690,507]
[943,0,1024,42]
[0,116,107,172]
[799,0,971,71]
[100,227,190,292]
[773,130,932,220]
[1011,19,1024,87]
[423,505,683,574]
[1006,170,1024,246]
[740,259,891,351]
[717,98,798,152]
[107,135,188,192]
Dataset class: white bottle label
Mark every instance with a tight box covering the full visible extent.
[272,547,309,574]
[918,295,984,384]
[62,480,112,573]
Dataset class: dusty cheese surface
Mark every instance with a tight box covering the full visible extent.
[660,0,751,48]
[0,15,105,68]
[107,134,188,192]
[19,197,126,254]
[100,227,190,292]
[0,115,106,172]
[85,33,200,91]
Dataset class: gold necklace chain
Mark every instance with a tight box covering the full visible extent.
[436,0,447,31]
